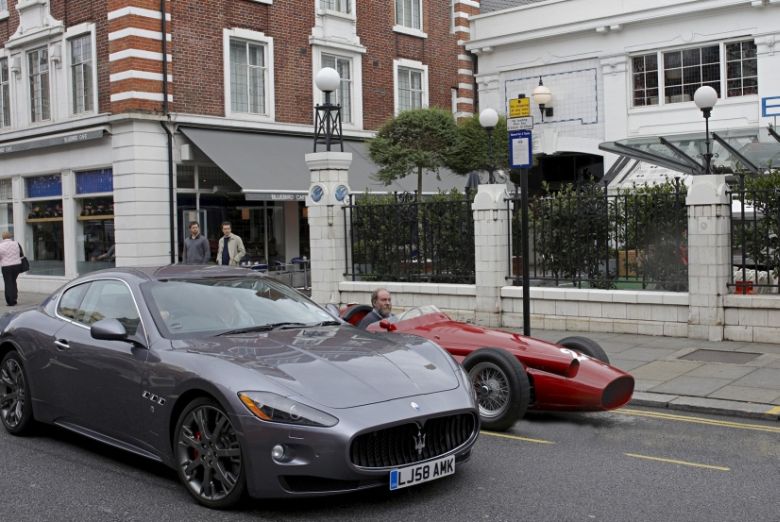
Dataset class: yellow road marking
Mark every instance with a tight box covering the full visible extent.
[766,405,780,416]
[625,453,730,471]
[481,430,555,444]
[618,408,780,434]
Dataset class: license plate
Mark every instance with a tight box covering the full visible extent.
[389,455,455,490]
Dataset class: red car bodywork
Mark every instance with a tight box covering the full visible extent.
[346,307,634,413]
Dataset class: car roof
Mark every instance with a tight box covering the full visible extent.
[82,265,259,283]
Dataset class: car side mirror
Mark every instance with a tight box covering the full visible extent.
[91,318,129,341]
[324,303,341,319]
[378,319,397,332]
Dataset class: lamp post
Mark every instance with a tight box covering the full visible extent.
[531,76,553,122]
[313,67,344,152]
[694,85,718,174]
[479,108,499,184]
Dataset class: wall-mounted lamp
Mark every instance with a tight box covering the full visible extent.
[531,76,553,122]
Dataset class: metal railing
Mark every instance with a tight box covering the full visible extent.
[247,260,311,292]
[508,181,689,291]
[344,195,475,284]
[730,179,780,294]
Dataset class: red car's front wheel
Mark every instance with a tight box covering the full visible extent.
[464,348,531,431]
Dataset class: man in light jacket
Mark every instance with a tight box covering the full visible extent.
[182,221,211,264]
[215,221,246,266]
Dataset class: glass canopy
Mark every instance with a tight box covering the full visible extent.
[600,125,780,177]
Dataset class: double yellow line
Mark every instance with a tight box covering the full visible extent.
[618,408,780,434]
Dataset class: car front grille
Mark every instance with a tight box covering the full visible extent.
[350,413,477,469]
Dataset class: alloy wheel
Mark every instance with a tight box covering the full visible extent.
[176,403,243,504]
[0,357,27,430]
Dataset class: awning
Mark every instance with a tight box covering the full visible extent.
[0,126,109,155]
[599,125,780,177]
[179,126,467,199]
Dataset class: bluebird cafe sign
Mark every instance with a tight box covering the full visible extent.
[0,128,105,155]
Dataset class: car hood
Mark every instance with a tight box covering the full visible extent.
[177,326,459,408]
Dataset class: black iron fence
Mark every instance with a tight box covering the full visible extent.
[345,193,475,284]
[509,180,689,291]
[730,178,780,294]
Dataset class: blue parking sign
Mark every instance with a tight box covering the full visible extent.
[509,129,532,169]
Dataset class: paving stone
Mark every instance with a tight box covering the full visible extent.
[634,379,665,392]
[731,368,780,390]
[684,364,757,380]
[630,360,703,381]
[617,347,680,362]
[649,375,731,396]
[708,386,780,404]
[611,358,647,372]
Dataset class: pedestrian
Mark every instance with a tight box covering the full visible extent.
[357,288,396,329]
[0,231,24,306]
[182,221,211,264]
[215,221,246,266]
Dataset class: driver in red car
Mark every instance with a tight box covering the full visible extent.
[357,288,395,329]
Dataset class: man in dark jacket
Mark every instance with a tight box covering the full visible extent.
[182,222,211,264]
[357,288,395,329]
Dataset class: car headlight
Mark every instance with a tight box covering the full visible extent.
[238,391,338,427]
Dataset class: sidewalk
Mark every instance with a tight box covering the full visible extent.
[4,291,780,422]
[530,328,780,422]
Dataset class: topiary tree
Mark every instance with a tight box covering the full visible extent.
[447,114,509,176]
[368,108,458,201]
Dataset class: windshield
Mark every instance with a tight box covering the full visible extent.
[397,305,443,322]
[144,276,335,337]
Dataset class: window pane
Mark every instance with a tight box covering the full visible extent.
[682,49,700,66]
[701,46,719,64]
[664,51,681,69]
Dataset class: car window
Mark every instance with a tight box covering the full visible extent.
[57,283,90,321]
[76,280,141,336]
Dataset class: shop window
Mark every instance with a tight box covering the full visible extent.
[0,179,12,236]
[176,165,195,189]
[25,175,63,276]
[76,169,114,274]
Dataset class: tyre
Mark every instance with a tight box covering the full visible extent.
[174,397,246,509]
[557,336,610,364]
[0,351,35,435]
[463,348,531,431]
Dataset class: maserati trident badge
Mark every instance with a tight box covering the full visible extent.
[413,428,427,457]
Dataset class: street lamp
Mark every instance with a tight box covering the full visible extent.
[479,107,499,184]
[531,76,553,122]
[313,67,343,152]
[694,85,718,174]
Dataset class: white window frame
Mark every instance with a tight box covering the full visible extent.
[318,0,354,18]
[630,38,758,110]
[312,47,363,130]
[223,28,275,122]
[65,24,98,117]
[393,58,428,115]
[0,56,11,128]
[394,0,427,39]
[28,46,51,123]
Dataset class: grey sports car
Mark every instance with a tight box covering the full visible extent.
[0,266,478,508]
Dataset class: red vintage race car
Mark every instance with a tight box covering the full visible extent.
[339,304,635,431]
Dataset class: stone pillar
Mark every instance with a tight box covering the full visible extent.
[600,55,629,173]
[305,151,352,305]
[686,175,731,341]
[472,183,510,327]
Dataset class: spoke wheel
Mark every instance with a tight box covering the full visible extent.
[0,351,34,435]
[174,398,245,509]
[464,348,531,432]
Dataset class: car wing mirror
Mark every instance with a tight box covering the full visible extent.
[324,303,341,319]
[378,319,397,332]
[91,318,129,341]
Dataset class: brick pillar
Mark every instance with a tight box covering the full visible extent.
[686,175,731,341]
[305,152,352,305]
[473,183,510,326]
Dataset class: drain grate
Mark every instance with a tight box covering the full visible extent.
[679,349,760,364]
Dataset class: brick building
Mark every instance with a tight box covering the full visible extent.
[0,0,482,292]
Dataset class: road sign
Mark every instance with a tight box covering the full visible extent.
[507,116,534,131]
[509,129,532,169]
[762,96,780,117]
[509,97,531,118]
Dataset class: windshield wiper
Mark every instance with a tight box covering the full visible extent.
[215,322,308,336]
[306,320,342,327]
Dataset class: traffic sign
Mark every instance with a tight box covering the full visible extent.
[509,129,532,169]
[762,96,780,117]
[507,116,534,131]
[508,97,531,118]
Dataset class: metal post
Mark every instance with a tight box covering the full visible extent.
[487,128,496,184]
[703,109,712,174]
[521,167,531,336]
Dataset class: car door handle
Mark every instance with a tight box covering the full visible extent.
[54,339,70,351]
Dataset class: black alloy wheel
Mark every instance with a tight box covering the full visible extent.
[0,351,34,435]
[174,398,246,509]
